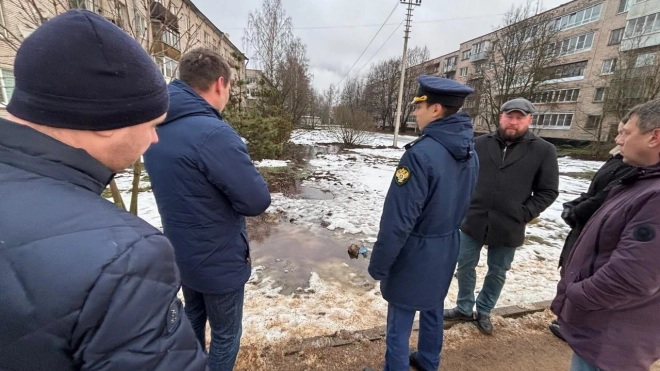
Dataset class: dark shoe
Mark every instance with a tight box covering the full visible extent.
[443,307,475,322]
[409,351,432,371]
[549,321,566,342]
[475,312,493,335]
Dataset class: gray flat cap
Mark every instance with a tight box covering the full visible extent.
[501,98,536,115]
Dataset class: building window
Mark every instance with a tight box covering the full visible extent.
[601,58,617,74]
[69,0,99,12]
[162,28,180,49]
[619,0,648,13]
[531,113,574,129]
[154,56,179,80]
[179,13,190,32]
[546,61,588,80]
[0,68,15,104]
[204,32,211,49]
[459,67,468,77]
[593,88,607,102]
[609,28,625,45]
[549,3,602,31]
[461,50,471,60]
[532,89,580,103]
[624,13,660,39]
[635,52,656,67]
[548,32,595,57]
[133,6,147,39]
[0,0,7,37]
[585,115,603,129]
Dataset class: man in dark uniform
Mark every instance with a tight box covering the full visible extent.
[366,76,479,371]
[444,98,559,335]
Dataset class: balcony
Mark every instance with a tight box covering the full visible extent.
[470,51,489,62]
[443,64,457,73]
[150,1,178,32]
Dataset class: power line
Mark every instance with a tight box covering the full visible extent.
[336,0,400,87]
[354,20,404,77]
[221,13,506,31]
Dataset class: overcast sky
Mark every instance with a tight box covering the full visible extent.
[193,0,569,92]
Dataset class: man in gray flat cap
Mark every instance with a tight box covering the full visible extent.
[444,97,559,335]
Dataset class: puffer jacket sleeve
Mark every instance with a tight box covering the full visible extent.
[72,234,207,371]
[198,124,271,217]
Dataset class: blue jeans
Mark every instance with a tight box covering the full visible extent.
[570,353,603,371]
[182,285,244,371]
[455,231,517,315]
[384,303,444,371]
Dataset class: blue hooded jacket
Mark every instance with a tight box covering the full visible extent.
[368,112,479,310]
[144,80,271,295]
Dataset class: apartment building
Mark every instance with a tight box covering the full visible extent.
[0,0,247,116]
[414,0,660,142]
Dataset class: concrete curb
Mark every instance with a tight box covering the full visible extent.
[283,300,553,355]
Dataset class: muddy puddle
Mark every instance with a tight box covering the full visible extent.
[247,220,372,295]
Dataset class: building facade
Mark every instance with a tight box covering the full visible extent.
[0,0,247,116]
[413,0,660,142]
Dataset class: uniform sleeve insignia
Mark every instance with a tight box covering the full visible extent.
[394,166,411,185]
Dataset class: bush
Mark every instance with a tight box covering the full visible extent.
[225,109,295,161]
[331,105,375,146]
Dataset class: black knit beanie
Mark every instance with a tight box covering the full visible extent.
[7,9,169,130]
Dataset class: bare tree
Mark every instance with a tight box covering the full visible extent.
[464,0,560,132]
[399,46,430,132]
[320,84,337,126]
[330,77,374,146]
[244,0,293,83]
[364,57,403,130]
[0,0,203,215]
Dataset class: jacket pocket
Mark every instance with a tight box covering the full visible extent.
[240,231,251,262]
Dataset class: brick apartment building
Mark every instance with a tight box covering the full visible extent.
[414,0,660,142]
[0,0,249,117]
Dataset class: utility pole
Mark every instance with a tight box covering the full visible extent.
[393,0,421,148]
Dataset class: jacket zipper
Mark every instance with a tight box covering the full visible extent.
[502,146,507,162]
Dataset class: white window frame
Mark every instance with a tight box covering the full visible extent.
[0,0,7,38]
[550,32,595,57]
[0,68,15,105]
[532,89,580,104]
[601,58,616,75]
[154,56,179,80]
[624,13,660,39]
[550,3,602,31]
[585,115,603,129]
[593,88,607,102]
[462,50,471,60]
[635,52,656,67]
[459,67,468,77]
[531,113,574,129]
[609,28,625,45]
[162,27,180,49]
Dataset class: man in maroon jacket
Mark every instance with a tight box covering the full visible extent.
[552,98,660,371]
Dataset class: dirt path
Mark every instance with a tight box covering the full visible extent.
[234,310,660,371]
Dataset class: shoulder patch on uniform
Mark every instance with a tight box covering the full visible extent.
[394,166,411,185]
[633,224,655,242]
[404,134,427,149]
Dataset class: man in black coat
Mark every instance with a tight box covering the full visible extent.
[444,98,559,334]
[0,10,206,371]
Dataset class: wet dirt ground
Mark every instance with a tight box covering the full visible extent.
[234,310,660,371]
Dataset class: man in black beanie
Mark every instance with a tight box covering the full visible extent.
[0,10,207,371]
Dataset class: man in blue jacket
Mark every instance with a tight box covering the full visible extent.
[144,48,271,371]
[366,76,479,371]
[0,10,206,371]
